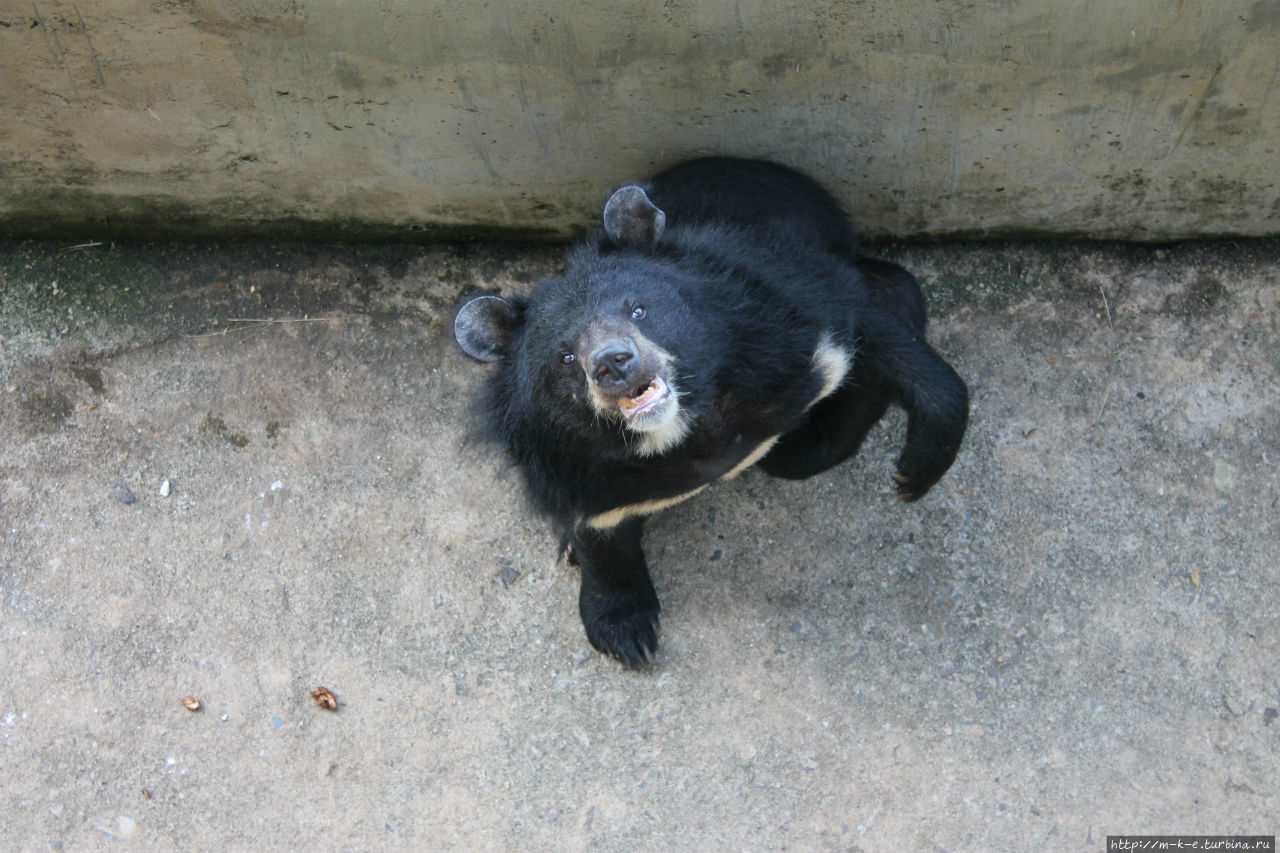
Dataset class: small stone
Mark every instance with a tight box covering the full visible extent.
[113,485,137,505]
[1211,457,1235,492]
[158,479,171,498]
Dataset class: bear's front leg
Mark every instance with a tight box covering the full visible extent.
[759,384,892,480]
[567,516,661,667]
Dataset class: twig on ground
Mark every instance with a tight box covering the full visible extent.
[181,315,350,339]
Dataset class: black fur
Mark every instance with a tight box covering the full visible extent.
[454,157,968,667]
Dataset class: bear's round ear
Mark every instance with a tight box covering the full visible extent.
[603,185,666,247]
[454,294,518,362]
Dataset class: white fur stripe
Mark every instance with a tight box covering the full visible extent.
[810,332,851,407]
[586,486,708,529]
[722,435,780,480]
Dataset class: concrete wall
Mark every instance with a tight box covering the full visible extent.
[2,1,1278,241]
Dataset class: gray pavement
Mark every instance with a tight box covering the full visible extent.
[1,239,1277,850]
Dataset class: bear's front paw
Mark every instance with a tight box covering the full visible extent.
[581,593,661,668]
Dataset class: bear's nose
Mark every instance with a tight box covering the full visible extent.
[589,341,638,388]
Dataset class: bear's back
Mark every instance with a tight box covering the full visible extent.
[644,157,858,262]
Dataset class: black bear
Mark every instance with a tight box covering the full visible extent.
[454,157,968,667]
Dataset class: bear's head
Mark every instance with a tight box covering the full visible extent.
[454,185,715,457]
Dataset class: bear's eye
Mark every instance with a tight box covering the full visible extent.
[560,352,576,366]
[630,304,647,320]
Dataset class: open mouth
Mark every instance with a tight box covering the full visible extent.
[617,375,671,419]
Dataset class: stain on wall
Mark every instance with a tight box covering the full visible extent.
[1,1,1277,240]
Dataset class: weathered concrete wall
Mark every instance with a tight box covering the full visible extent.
[2,1,1278,241]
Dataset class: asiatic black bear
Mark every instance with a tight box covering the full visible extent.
[454,157,968,667]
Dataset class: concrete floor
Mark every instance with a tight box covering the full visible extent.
[1,238,1277,850]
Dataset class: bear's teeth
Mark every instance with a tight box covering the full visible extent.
[619,377,666,414]
[620,384,652,410]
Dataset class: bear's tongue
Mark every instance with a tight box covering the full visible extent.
[618,376,667,416]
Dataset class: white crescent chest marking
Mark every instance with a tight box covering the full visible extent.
[585,435,780,529]
[585,486,708,529]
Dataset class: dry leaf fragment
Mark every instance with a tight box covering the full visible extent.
[180,696,201,712]
[311,686,337,711]
[141,788,152,800]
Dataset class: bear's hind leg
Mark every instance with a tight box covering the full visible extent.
[568,516,661,667]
